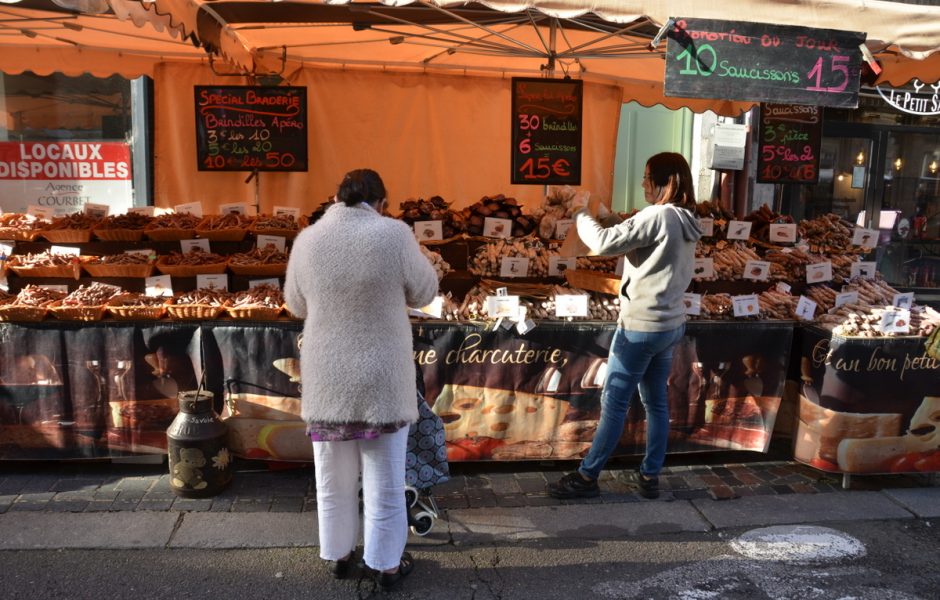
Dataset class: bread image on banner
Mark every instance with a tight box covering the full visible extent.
[687,396,781,452]
[837,396,940,473]
[794,391,903,470]
[223,391,310,461]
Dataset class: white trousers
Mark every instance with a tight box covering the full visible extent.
[312,426,409,571]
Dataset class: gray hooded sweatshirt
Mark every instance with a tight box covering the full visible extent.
[574,204,702,332]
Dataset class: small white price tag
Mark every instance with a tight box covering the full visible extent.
[27,205,53,220]
[39,284,69,293]
[219,202,248,215]
[0,242,13,259]
[835,291,859,308]
[249,278,280,289]
[486,295,520,318]
[794,296,818,321]
[196,274,228,291]
[49,246,80,256]
[743,260,771,281]
[850,261,877,279]
[273,206,301,219]
[692,257,714,280]
[727,220,752,240]
[555,294,589,318]
[548,256,577,277]
[697,217,714,237]
[775,282,792,294]
[500,257,530,278]
[516,318,537,335]
[769,223,797,243]
[683,293,702,316]
[181,238,211,253]
[128,206,156,217]
[732,294,760,317]
[852,227,878,249]
[145,275,173,297]
[554,219,574,240]
[892,292,914,310]
[496,287,508,297]
[256,235,286,252]
[880,308,911,334]
[483,217,513,239]
[806,262,833,284]
[174,202,203,217]
[615,256,625,276]
[83,202,110,218]
[414,221,443,242]
[416,296,444,319]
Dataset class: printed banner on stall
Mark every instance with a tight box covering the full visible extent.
[795,326,940,474]
[0,141,133,215]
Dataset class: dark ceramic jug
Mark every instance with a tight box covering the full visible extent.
[167,390,232,498]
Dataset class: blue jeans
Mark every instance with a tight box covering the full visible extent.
[578,324,686,480]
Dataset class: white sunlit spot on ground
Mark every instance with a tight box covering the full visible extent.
[730,525,867,563]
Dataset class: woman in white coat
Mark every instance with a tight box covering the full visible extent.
[285,168,438,590]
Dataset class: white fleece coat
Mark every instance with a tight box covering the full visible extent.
[284,203,438,427]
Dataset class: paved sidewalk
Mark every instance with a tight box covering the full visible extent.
[0,457,938,550]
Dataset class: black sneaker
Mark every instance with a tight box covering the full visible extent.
[547,472,600,499]
[635,470,660,499]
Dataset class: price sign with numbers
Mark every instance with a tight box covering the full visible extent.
[758,104,822,184]
[195,86,308,172]
[666,18,865,108]
[511,78,582,185]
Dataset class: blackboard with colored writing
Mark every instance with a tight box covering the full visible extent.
[757,103,822,184]
[665,18,865,108]
[511,78,582,185]
[195,86,307,172]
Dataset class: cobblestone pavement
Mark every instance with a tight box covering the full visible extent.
[0,452,933,514]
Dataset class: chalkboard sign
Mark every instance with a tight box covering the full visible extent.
[511,78,582,185]
[195,86,307,172]
[757,103,822,184]
[665,18,865,108]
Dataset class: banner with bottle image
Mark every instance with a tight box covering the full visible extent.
[0,320,793,462]
[795,326,940,474]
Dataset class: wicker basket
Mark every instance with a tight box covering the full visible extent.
[49,304,108,321]
[226,305,283,320]
[9,263,82,279]
[39,229,93,243]
[83,262,155,278]
[166,303,225,320]
[0,227,40,241]
[227,262,287,277]
[155,258,228,277]
[0,304,49,322]
[195,218,250,242]
[93,227,145,242]
[106,297,168,320]
[144,227,197,241]
[249,225,301,240]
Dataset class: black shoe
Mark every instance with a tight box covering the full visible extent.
[373,552,415,591]
[329,550,357,580]
[635,470,660,499]
[547,472,600,499]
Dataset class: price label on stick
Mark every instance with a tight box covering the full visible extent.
[697,217,714,237]
[851,227,878,249]
[499,257,530,278]
[692,257,714,280]
[27,205,53,220]
[554,219,574,240]
[181,238,211,253]
[769,223,797,243]
[249,278,280,289]
[743,260,770,281]
[683,293,702,316]
[555,294,589,318]
[174,202,203,217]
[805,262,833,284]
[128,206,156,217]
[795,296,817,321]
[732,294,760,317]
[39,284,69,294]
[273,206,300,219]
[548,256,576,277]
[256,235,285,252]
[483,217,512,239]
[727,220,752,240]
[219,202,248,215]
[892,292,914,310]
[835,291,858,308]
[196,274,228,291]
[145,275,173,297]
[83,203,109,218]
[50,246,80,256]
[486,295,520,319]
[850,261,876,279]
[414,221,443,242]
[880,308,911,334]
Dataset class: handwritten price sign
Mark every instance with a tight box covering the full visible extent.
[511,78,582,185]
[195,86,308,172]
[758,103,822,183]
[665,19,865,108]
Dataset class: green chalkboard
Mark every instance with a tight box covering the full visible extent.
[665,18,865,108]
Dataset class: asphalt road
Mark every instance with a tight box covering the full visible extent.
[1,518,937,600]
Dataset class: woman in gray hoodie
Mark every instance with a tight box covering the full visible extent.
[548,152,702,500]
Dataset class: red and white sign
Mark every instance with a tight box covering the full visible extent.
[0,141,133,215]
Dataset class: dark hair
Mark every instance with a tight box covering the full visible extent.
[646,152,696,210]
[336,169,386,207]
